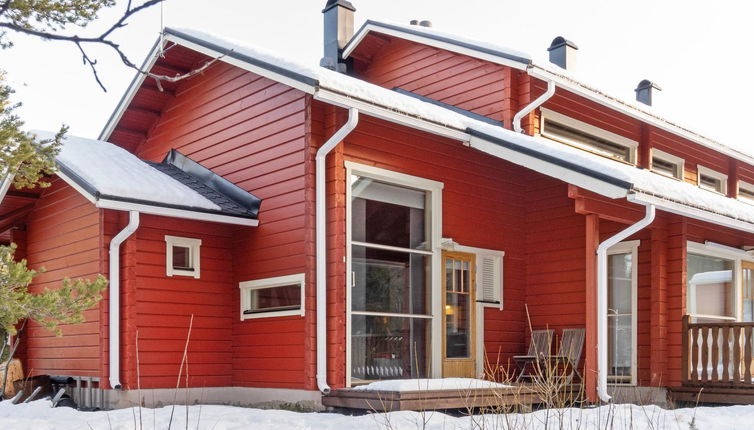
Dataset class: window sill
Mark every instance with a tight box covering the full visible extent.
[240,309,304,320]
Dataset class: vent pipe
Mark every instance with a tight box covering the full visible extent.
[410,20,432,27]
[321,0,356,73]
[635,79,661,106]
[548,36,578,70]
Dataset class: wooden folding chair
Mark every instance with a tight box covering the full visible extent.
[514,329,553,382]
[547,328,585,384]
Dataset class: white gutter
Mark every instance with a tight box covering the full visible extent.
[595,203,655,402]
[316,108,359,394]
[513,79,556,133]
[108,210,140,390]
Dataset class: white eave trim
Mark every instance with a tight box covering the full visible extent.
[314,88,470,142]
[628,192,754,235]
[342,23,528,71]
[99,39,164,141]
[528,66,754,167]
[56,171,257,226]
[96,199,258,226]
[162,33,316,95]
[469,135,629,199]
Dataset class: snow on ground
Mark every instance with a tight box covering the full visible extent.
[353,378,511,391]
[3,399,754,430]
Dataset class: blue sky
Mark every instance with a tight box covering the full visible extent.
[1,0,751,153]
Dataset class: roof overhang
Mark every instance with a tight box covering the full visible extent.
[342,20,531,70]
[56,169,258,227]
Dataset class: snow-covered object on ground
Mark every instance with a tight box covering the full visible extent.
[32,131,220,211]
[352,378,511,392]
[2,399,754,430]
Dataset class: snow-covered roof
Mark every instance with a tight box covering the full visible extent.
[105,28,754,234]
[342,19,754,166]
[30,131,260,224]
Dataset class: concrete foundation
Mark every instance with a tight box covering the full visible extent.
[103,387,323,411]
[607,385,669,407]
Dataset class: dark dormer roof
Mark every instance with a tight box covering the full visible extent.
[146,149,261,218]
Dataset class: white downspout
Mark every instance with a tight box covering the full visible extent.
[316,108,359,394]
[596,202,655,402]
[108,210,140,390]
[513,79,556,133]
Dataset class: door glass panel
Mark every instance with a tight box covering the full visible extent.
[744,265,754,322]
[445,256,472,359]
[687,253,735,320]
[350,315,429,382]
[608,252,633,383]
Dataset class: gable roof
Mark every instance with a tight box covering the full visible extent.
[98,28,754,234]
[343,20,754,167]
[33,131,260,226]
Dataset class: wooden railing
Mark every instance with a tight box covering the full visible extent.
[682,315,754,386]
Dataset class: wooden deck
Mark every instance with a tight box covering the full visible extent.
[323,383,585,411]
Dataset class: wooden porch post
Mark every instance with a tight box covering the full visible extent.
[584,214,599,402]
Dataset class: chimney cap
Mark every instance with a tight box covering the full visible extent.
[548,36,578,51]
[322,0,356,13]
[635,79,662,92]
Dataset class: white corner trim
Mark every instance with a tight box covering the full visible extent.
[239,273,305,320]
[165,235,202,279]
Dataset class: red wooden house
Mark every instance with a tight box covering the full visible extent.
[3,0,754,408]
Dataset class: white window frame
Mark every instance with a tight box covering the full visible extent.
[239,273,305,320]
[697,165,728,195]
[650,148,685,180]
[606,240,639,386]
[345,161,444,387]
[440,239,505,375]
[738,180,754,205]
[540,108,638,164]
[165,235,201,278]
[686,241,754,322]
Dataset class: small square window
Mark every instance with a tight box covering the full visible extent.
[240,274,305,319]
[739,180,754,205]
[650,148,684,180]
[697,165,728,195]
[165,236,201,278]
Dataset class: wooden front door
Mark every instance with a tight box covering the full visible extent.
[442,251,476,377]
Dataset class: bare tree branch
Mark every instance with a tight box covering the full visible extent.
[0,0,221,92]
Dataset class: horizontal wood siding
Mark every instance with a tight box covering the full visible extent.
[130,61,311,390]
[356,38,506,124]
[24,179,102,377]
[116,214,235,389]
[330,111,529,383]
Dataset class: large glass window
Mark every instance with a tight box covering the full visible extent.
[350,174,433,384]
[687,253,735,321]
[607,245,636,384]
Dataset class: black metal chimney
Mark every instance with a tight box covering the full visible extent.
[547,36,578,70]
[635,79,661,106]
[321,0,356,72]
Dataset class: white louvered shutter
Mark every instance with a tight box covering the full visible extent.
[477,254,503,309]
